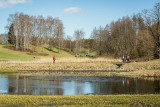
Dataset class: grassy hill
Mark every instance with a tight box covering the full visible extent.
[0,44,73,61]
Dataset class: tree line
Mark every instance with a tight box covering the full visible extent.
[6,3,160,59]
[7,13,64,52]
[90,3,160,59]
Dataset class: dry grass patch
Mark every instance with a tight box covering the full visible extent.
[0,57,119,71]
[0,58,159,78]
[123,59,160,70]
[117,70,160,77]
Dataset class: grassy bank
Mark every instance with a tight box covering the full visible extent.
[0,95,159,107]
[0,58,160,77]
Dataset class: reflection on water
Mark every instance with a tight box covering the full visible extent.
[0,74,159,95]
[0,76,8,93]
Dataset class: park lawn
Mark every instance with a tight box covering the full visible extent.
[0,44,73,61]
[0,45,39,61]
[0,44,36,61]
[32,45,73,58]
[0,95,159,107]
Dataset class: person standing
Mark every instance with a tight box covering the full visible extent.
[122,55,125,63]
[127,55,130,62]
[53,56,56,63]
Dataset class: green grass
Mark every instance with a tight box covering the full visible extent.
[0,95,159,107]
[88,51,97,57]
[0,69,17,73]
[34,45,73,58]
[0,44,73,61]
[0,44,36,61]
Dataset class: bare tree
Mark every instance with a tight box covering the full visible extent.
[7,13,64,52]
[137,30,155,59]
[140,3,160,59]
[91,26,111,56]
[64,35,72,52]
[54,19,64,53]
[74,29,85,55]
[104,17,137,57]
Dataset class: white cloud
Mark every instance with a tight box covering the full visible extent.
[64,7,82,14]
[0,0,30,8]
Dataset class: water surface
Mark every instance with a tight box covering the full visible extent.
[0,74,159,95]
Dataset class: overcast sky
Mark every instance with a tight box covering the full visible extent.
[0,0,159,38]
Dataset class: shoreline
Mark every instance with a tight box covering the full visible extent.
[0,58,160,77]
[0,69,159,78]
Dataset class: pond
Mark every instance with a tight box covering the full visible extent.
[0,74,159,95]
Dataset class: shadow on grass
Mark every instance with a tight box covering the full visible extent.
[3,45,14,50]
[44,47,58,53]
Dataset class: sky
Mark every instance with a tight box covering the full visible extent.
[0,0,159,38]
